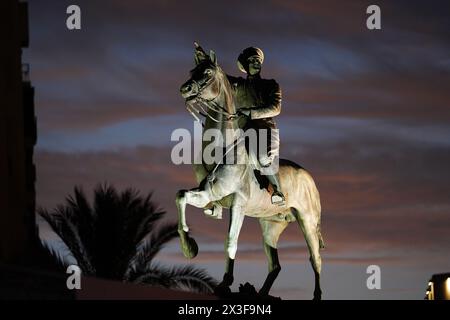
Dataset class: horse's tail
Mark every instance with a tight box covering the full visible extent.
[317,223,325,249]
[303,166,324,250]
[315,191,324,249]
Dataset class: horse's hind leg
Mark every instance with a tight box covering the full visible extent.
[258,218,289,296]
[294,209,322,300]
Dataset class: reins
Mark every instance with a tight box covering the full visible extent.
[184,68,247,183]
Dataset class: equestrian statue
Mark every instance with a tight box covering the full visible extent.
[176,42,324,299]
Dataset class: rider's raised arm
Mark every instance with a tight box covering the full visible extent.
[249,79,282,119]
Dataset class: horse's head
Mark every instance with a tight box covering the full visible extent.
[180,42,222,103]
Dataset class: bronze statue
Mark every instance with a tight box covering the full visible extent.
[231,46,285,205]
[203,46,285,220]
[176,43,324,299]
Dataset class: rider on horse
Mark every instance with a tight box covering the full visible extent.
[231,47,285,206]
[202,46,286,219]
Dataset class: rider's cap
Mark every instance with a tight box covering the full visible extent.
[237,47,264,73]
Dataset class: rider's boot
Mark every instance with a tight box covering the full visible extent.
[266,174,285,206]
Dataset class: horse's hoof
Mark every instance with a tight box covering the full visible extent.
[186,236,198,258]
[312,293,322,301]
[179,232,198,259]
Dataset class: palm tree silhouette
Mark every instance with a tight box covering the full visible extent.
[38,184,217,294]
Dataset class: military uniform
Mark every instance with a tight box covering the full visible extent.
[228,74,281,168]
[203,46,285,219]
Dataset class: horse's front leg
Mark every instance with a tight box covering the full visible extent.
[215,204,245,295]
[176,188,214,259]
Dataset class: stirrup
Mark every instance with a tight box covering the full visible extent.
[271,191,285,206]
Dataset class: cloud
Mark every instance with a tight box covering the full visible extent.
[26,0,450,135]
[282,71,450,122]
[29,0,450,299]
[36,140,450,255]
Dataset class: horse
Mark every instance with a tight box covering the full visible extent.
[176,45,324,299]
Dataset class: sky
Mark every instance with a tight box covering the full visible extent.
[25,0,450,299]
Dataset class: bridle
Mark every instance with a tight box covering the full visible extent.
[184,65,248,182]
[185,68,238,124]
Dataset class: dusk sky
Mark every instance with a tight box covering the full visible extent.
[26,0,450,299]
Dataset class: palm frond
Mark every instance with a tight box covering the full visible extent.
[38,183,217,295]
[123,191,166,245]
[128,222,179,277]
[38,208,95,275]
[129,265,172,288]
[64,186,95,256]
[134,264,218,294]
[115,189,166,278]
[38,239,69,271]
[91,183,123,278]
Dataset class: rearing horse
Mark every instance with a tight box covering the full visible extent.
[177,45,324,299]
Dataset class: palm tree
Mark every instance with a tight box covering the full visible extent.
[38,184,217,294]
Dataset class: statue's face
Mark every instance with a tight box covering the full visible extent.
[247,55,262,75]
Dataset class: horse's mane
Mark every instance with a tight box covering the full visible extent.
[215,65,235,112]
